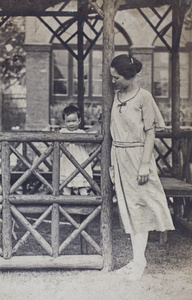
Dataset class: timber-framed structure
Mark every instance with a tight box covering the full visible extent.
[0,0,192,271]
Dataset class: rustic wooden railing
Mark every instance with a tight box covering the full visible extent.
[155,129,192,239]
[0,131,103,269]
[155,129,192,182]
[0,129,192,269]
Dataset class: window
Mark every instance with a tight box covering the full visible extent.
[52,48,129,100]
[153,52,169,97]
[180,52,189,99]
[52,50,68,95]
[92,50,102,96]
[52,48,102,100]
[73,53,89,96]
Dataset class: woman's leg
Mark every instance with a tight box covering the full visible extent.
[125,232,148,280]
[131,231,148,264]
[116,231,148,278]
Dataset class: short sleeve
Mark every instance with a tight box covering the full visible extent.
[141,91,165,132]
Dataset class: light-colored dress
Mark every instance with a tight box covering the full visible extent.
[110,88,175,234]
[60,128,92,188]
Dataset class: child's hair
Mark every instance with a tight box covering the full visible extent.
[62,105,81,120]
[111,54,142,80]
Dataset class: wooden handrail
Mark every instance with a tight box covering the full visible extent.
[0,129,191,142]
[0,131,103,142]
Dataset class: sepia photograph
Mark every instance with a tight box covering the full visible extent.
[0,1,192,299]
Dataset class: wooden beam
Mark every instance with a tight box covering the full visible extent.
[59,205,101,254]
[77,0,87,127]
[171,2,186,178]
[15,205,96,215]
[59,205,102,255]
[122,0,172,10]
[101,0,115,272]
[8,194,102,205]
[60,143,101,194]
[0,255,103,270]
[86,0,104,18]
[11,205,52,255]
[1,142,12,258]
[12,205,53,254]
[0,132,103,143]
[52,141,60,257]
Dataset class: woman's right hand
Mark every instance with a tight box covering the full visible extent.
[137,162,149,185]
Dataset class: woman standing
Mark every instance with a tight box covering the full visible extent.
[110,54,174,280]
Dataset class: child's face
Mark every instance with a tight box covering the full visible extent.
[64,112,81,131]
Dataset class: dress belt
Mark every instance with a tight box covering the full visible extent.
[112,141,144,148]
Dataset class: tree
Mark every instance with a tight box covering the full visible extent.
[0,17,26,90]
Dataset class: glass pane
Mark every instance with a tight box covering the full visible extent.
[73,80,78,95]
[92,81,102,96]
[92,66,102,80]
[153,52,169,97]
[84,66,89,80]
[84,81,88,96]
[53,50,68,79]
[92,51,102,96]
[180,53,189,98]
[73,57,89,79]
[73,65,77,79]
[53,50,68,95]
[73,80,88,96]
[73,55,89,95]
[92,50,102,65]
[53,80,68,95]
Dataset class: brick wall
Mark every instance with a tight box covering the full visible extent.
[25,44,51,130]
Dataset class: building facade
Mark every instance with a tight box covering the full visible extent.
[23,2,192,130]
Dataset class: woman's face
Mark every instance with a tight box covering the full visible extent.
[110,67,130,90]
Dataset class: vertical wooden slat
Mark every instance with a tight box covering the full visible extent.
[22,142,28,193]
[51,141,60,257]
[171,3,185,178]
[1,141,12,258]
[80,214,89,254]
[100,0,116,271]
[0,89,2,131]
[77,0,87,128]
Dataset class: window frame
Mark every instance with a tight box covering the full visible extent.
[50,44,129,104]
[153,48,170,100]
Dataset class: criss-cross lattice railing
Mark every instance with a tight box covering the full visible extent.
[0,131,103,269]
[155,130,192,181]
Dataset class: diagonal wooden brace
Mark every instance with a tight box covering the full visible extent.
[11,205,52,256]
[12,205,53,254]
[9,144,53,193]
[60,144,101,194]
[59,205,101,255]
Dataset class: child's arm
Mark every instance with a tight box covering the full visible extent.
[137,127,155,185]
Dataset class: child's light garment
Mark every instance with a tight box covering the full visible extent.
[110,88,175,234]
[60,128,92,188]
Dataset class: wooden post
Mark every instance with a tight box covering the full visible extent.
[77,0,87,128]
[51,141,60,257]
[1,141,12,258]
[0,88,2,131]
[171,3,186,178]
[100,0,116,271]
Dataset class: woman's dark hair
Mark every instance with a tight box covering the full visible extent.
[111,54,142,80]
[62,105,81,120]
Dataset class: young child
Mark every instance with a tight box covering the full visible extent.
[60,105,92,195]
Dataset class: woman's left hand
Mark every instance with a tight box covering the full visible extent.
[137,163,149,185]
